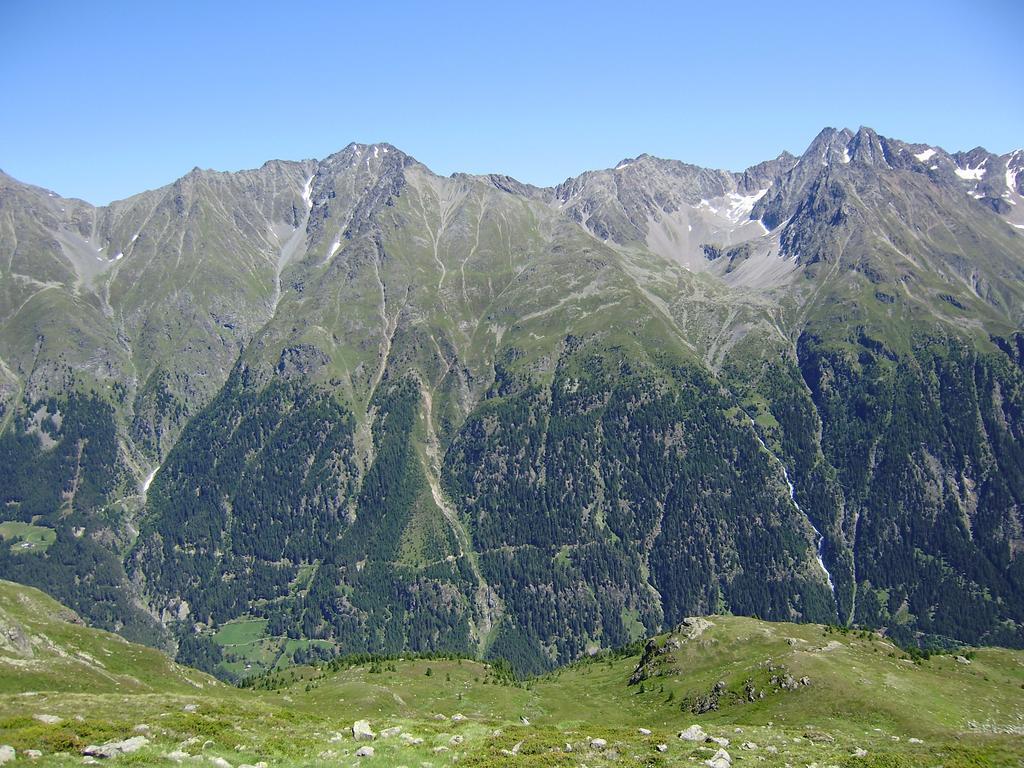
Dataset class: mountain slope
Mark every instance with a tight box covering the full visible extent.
[0,128,1022,673]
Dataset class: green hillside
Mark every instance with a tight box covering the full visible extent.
[1,581,1021,766]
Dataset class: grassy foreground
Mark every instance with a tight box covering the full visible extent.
[1,581,1022,766]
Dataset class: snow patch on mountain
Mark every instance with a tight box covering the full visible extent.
[955,166,986,181]
[723,189,768,223]
[914,148,936,162]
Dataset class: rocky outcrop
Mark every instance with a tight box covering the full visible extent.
[82,736,150,758]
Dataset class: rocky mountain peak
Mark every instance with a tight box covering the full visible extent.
[847,126,891,167]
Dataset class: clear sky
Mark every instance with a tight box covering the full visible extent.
[1,0,1021,205]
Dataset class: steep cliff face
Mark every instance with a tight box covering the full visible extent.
[1,129,1022,675]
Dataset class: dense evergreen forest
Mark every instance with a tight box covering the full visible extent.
[2,326,1022,679]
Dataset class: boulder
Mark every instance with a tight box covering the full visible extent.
[706,736,730,747]
[705,748,732,768]
[209,759,232,768]
[450,713,466,722]
[908,738,923,744]
[0,746,14,765]
[380,727,402,738]
[24,750,42,759]
[741,742,758,750]
[352,720,376,742]
[656,744,668,752]
[590,738,607,749]
[83,736,150,758]
[355,746,374,757]
[638,727,652,735]
[955,655,971,665]
[679,725,707,742]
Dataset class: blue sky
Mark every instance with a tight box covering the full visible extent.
[1,0,1021,204]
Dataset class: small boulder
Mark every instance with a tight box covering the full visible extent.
[590,738,607,749]
[166,751,191,762]
[380,727,402,739]
[955,655,971,665]
[656,744,668,752]
[355,746,375,757]
[853,748,868,757]
[803,730,835,744]
[741,742,758,750]
[706,736,730,747]
[449,735,464,745]
[679,725,707,742]
[399,734,423,746]
[352,720,376,742]
[24,750,42,759]
[34,714,62,724]
[209,758,232,768]
[705,748,731,768]
[520,716,530,725]
[183,703,199,713]
[133,724,151,734]
[908,737,923,744]
[638,727,651,735]
[450,713,466,722]
[0,746,14,765]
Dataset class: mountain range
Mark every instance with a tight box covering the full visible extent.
[1,126,1022,677]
